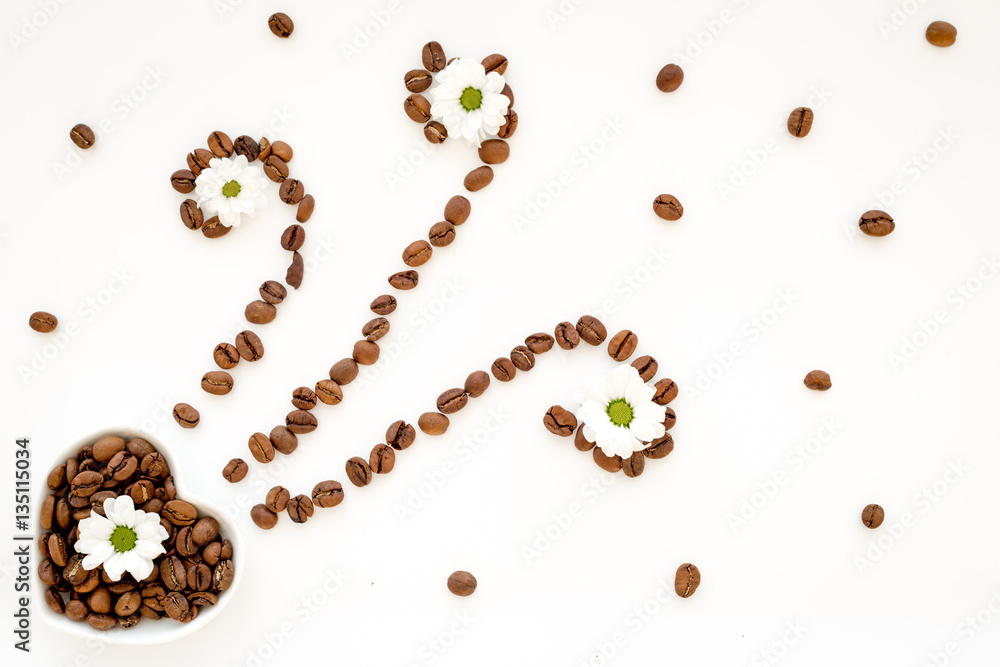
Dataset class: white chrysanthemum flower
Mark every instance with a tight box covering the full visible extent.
[75,496,169,582]
[574,365,667,459]
[429,58,510,148]
[194,154,269,228]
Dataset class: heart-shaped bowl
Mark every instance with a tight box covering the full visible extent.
[34,427,244,644]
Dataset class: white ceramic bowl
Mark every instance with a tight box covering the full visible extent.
[34,428,244,644]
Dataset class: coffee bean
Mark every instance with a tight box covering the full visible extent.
[675,563,701,598]
[213,559,235,591]
[491,357,516,382]
[662,407,677,431]
[369,444,395,474]
[163,590,190,620]
[46,587,66,614]
[497,108,518,139]
[115,590,142,617]
[127,479,154,504]
[362,317,390,342]
[428,221,456,247]
[278,225,306,253]
[464,371,490,398]
[859,210,894,237]
[163,500,198,526]
[279,178,305,204]
[47,464,66,490]
[444,195,471,225]
[258,137,272,161]
[312,480,345,507]
[38,558,59,585]
[787,106,814,138]
[286,495,314,523]
[481,52,508,75]
[593,447,622,473]
[286,251,304,289]
[192,516,218,545]
[631,355,658,382]
[271,141,293,162]
[403,240,433,267]
[65,599,88,621]
[186,148,214,175]
[235,330,264,361]
[208,131,233,157]
[92,436,125,462]
[270,425,299,455]
[577,315,607,345]
[804,370,832,391]
[141,452,169,478]
[264,155,289,182]
[622,452,645,478]
[424,121,448,144]
[201,370,234,395]
[187,591,217,607]
[329,358,359,385]
[291,386,317,410]
[188,563,212,591]
[437,388,469,414]
[478,139,509,165]
[554,322,581,350]
[653,194,683,221]
[643,432,674,459]
[656,64,684,92]
[202,216,232,239]
[161,556,187,590]
[126,438,154,459]
[388,270,419,290]
[418,412,450,435]
[405,68,433,93]
[268,12,294,37]
[248,432,275,463]
[243,300,278,327]
[233,135,260,161]
[501,83,514,107]
[447,571,477,596]
[170,169,196,193]
[88,614,118,631]
[176,527,198,558]
[251,504,278,529]
[652,378,678,405]
[386,420,416,450]
[608,329,638,361]
[543,406,577,437]
[296,194,315,222]
[574,425,596,452]
[286,410,318,435]
[28,311,58,333]
[345,457,373,487]
[371,294,397,315]
[70,123,95,149]
[926,20,957,47]
[421,41,447,72]
[404,94,432,123]
[266,486,290,513]
[315,379,344,406]
[464,166,494,192]
[180,199,204,230]
[862,504,885,529]
[353,340,380,365]
[221,458,247,485]
[213,342,241,369]
[48,533,68,567]
[525,333,554,354]
[510,345,535,371]
[71,471,103,497]
[108,451,138,481]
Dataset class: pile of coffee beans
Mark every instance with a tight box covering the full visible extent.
[39,436,235,630]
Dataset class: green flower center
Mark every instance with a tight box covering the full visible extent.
[460,87,483,112]
[110,526,137,553]
[606,399,634,427]
[222,180,241,198]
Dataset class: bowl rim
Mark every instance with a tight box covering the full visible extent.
[34,427,244,645]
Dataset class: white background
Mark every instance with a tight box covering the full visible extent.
[3,0,1000,665]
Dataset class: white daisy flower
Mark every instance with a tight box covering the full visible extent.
[574,365,667,459]
[194,154,269,228]
[429,58,510,148]
[75,495,169,582]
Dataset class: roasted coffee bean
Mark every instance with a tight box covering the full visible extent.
[202,543,222,567]
[213,342,241,370]
[622,452,645,478]
[593,448,622,473]
[46,587,66,614]
[386,420,416,450]
[65,456,79,482]
[118,612,143,628]
[405,68,433,92]
[441,197,471,228]
[464,371,490,398]
[128,479,154,504]
[478,139,509,165]
[279,178,305,204]
[464,166,494,192]
[180,199,204,230]
[644,432,674,459]
[264,155,289,182]
[56,498,72,529]
[192,517,219,545]
[259,281,287,305]
[403,240,433,267]
[28,310,59,333]
[574,425,596,452]
[675,563,701,598]
[656,64,684,92]
[608,329,638,361]
[266,486,291,513]
[201,215,232,239]
[418,412,450,435]
[804,370,832,391]
[141,584,167,611]
[510,345,535,371]
[208,131,233,157]
[497,108,518,139]
[88,614,118,631]
[222,458,248,483]
[291,386,317,410]
[233,135,260,161]
[371,294,397,315]
[161,556,187,590]
[164,591,190,620]
[491,357,516,382]
[346,457,373,487]
[313,480,346,507]
[482,52,508,75]
[286,410,318,435]
[447,570,477,597]
[201,370,234,395]
[362,317,390,342]
[176,526,198,558]
[235,330,264,361]
[437,388,469,414]
[662,407,677,431]
[271,140,293,162]
[142,499,165,515]
[188,591,218,607]
[65,599,88,621]
[286,496,314,524]
[173,403,200,428]
[652,378,678,405]
[70,123,96,149]
[388,270,419,290]
[369,444,395,474]
[329,358,359,385]
[48,533,68,567]
[47,463,66,491]
[248,433,276,464]
[543,406,577,437]
[653,194,683,221]
[525,333,554,355]
[251,504,278,529]
[186,148,214,175]
[245,300,277,326]
[787,106,814,138]
[38,559,59,585]
[91,490,116,514]
[115,590,142,616]
[421,41,447,72]
[501,83,514,107]
[862,504,885,529]
[351,340,379,366]
[315,379,343,406]
[258,137,272,161]
[92,436,125,462]
[70,470,103,497]
[428,221,456,247]
[630,355,658,382]
[163,500,198,526]
[64,556,87,586]
[108,451,138,481]
[286,251,304,289]
[577,315,607,345]
[170,169,196,193]
[859,210,894,237]
[926,20,957,47]
[125,438,153,460]
[424,121,448,144]
[554,322,581,350]
[296,194,315,222]
[268,12,294,37]
[404,94,432,123]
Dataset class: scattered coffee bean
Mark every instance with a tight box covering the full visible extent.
[444,195,471,225]
[525,333,554,354]
[222,458,248,483]
[386,420,416,450]
[213,342,241,369]
[643,432,674,459]
[186,148,214,175]
[554,322,581,350]
[593,447,622,473]
[312,480,345,507]
[464,166,494,192]
[258,137,272,161]
[29,311,58,333]
[421,41,447,72]
[437,388,469,414]
[576,315,607,345]
[652,378,678,405]
[656,64,684,92]
[267,12,294,38]
[464,371,490,398]
[170,170,196,194]
[286,494,314,523]
[662,407,677,431]
[804,370,832,391]
[608,330,638,361]
[180,199,204,230]
[787,107,814,138]
[428,221,456,247]
[501,84,514,107]
[418,412,450,435]
[271,140,293,162]
[371,294,398,315]
[251,504,278,530]
[233,135,260,161]
[859,210,894,237]
[404,94,432,123]
[202,216,232,239]
[235,330,264,361]
[403,240,433,267]
[575,425,596,452]
[482,53,508,75]
[424,121,448,144]
[279,178,305,205]
[447,570,477,596]
[264,155,289,182]
[510,345,535,371]
[478,139,509,165]
[296,194,315,222]
[862,504,885,529]
[286,251,304,289]
[675,563,701,598]
[653,194,683,221]
[248,432,275,463]
[631,355,658,382]
[622,452,645,478]
[269,426,298,455]
[497,109,518,139]
[259,281,287,305]
[388,270,419,290]
[491,357,517,382]
[172,403,200,429]
[286,410,318,435]
[70,123,96,149]
[280,224,305,252]
[291,386,318,410]
[265,486,290,513]
[201,371,234,395]
[543,406,577,437]
[329,358,359,385]
[926,21,957,47]
[405,68,433,93]
[369,445,395,474]
[345,457,373,487]
[353,340,381,365]
[207,131,233,157]
[362,317,390,342]
[315,380,344,406]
